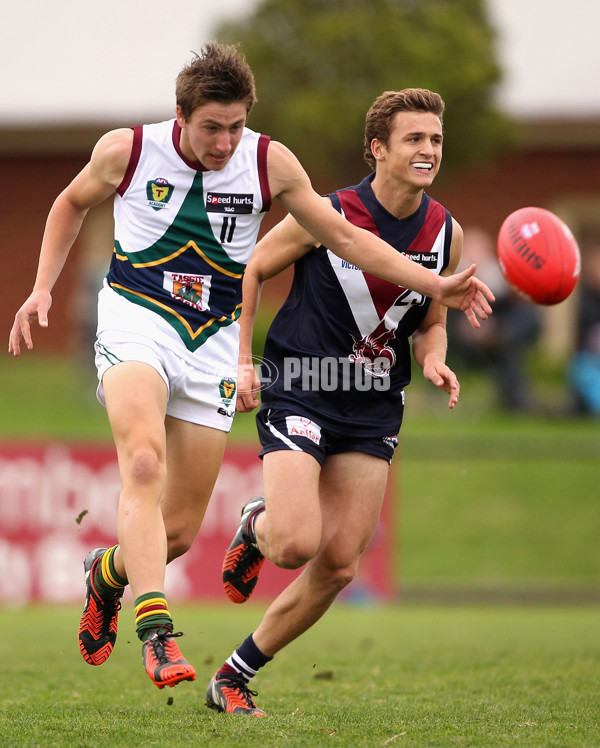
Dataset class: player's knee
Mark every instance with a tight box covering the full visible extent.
[127,449,164,487]
[327,563,357,593]
[313,558,359,595]
[166,530,194,562]
[269,537,318,570]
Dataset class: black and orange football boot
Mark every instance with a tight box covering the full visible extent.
[206,672,267,716]
[78,548,123,666]
[142,630,196,689]
[222,497,266,603]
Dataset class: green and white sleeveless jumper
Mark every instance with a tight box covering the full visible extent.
[101,119,271,376]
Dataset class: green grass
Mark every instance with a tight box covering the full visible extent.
[402,457,600,589]
[398,413,600,594]
[1,604,599,747]
[0,355,112,442]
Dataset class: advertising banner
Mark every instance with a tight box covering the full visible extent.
[0,443,395,604]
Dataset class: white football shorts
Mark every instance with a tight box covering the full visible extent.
[94,284,237,432]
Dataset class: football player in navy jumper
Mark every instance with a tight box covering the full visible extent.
[209,89,490,715]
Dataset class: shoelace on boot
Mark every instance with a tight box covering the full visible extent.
[101,599,122,631]
[147,630,183,663]
[218,673,259,706]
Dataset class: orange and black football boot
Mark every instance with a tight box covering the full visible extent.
[222,497,266,603]
[78,548,123,666]
[142,630,196,689]
[206,671,267,716]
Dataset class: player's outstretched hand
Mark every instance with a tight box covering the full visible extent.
[236,355,261,413]
[8,291,52,357]
[437,264,495,329]
[423,358,460,410]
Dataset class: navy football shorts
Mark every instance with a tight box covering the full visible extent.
[256,407,399,465]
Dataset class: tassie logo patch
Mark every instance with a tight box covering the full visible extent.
[146,177,174,210]
[219,378,236,404]
[163,272,211,311]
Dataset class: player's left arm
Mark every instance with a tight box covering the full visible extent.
[267,141,494,321]
[237,212,318,412]
[411,219,464,409]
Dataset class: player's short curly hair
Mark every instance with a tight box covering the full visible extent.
[363,88,445,169]
[176,41,257,121]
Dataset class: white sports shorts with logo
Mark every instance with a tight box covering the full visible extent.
[94,283,237,432]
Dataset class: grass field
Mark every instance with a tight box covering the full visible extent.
[1,356,599,746]
[1,603,599,747]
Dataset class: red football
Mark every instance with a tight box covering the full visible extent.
[497,206,581,305]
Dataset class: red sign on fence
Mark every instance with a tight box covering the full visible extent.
[0,443,395,604]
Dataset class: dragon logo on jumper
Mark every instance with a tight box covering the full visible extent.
[146,177,174,210]
[349,319,396,378]
[219,378,236,404]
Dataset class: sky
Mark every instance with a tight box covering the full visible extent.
[1,0,599,126]
[487,0,600,117]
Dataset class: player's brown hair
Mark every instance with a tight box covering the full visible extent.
[176,42,257,121]
[363,88,445,169]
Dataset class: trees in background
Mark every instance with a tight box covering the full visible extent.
[218,0,513,187]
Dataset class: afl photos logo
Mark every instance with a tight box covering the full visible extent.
[146,177,174,210]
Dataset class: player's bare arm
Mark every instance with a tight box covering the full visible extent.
[412,219,463,408]
[268,141,442,294]
[236,212,318,413]
[412,308,459,409]
[267,142,494,322]
[8,128,133,356]
[247,211,319,285]
[412,282,459,410]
